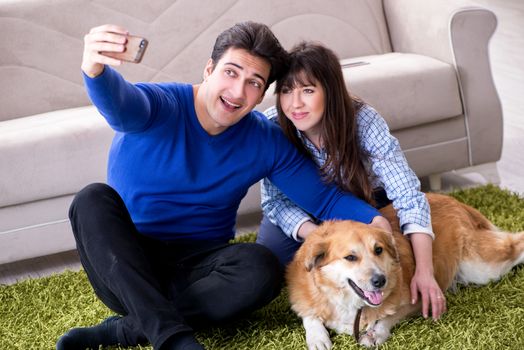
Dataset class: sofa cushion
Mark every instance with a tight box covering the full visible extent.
[341,53,463,131]
[0,106,113,208]
[1,0,392,122]
[0,195,76,264]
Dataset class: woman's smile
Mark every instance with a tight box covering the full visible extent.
[291,111,309,120]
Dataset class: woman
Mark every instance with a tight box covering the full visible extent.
[257,41,446,320]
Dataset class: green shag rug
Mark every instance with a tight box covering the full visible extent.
[1,184,524,350]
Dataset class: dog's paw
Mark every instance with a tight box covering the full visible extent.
[359,321,391,347]
[306,336,332,350]
[305,328,332,350]
[304,317,333,350]
[359,332,377,348]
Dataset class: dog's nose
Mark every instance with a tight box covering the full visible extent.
[371,274,386,288]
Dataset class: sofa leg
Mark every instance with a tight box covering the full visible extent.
[428,174,442,192]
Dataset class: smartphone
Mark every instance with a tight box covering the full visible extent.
[102,35,148,63]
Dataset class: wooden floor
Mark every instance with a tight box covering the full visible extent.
[1,0,522,286]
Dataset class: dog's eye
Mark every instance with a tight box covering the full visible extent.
[374,246,383,255]
[345,255,358,262]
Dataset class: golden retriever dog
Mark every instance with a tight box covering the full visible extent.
[286,193,524,349]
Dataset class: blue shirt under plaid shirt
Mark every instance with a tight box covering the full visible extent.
[261,105,433,241]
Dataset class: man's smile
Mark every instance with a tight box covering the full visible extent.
[220,96,242,111]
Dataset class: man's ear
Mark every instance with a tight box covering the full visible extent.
[203,58,214,81]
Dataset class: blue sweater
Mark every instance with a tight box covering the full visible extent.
[84,67,379,241]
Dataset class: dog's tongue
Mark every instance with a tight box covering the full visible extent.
[364,290,383,305]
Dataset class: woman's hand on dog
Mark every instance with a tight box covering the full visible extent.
[409,233,447,320]
[299,216,392,241]
[297,221,320,240]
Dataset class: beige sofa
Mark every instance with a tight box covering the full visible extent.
[0,0,502,264]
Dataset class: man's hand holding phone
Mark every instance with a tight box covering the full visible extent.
[81,24,148,78]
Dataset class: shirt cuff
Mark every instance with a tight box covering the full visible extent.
[291,217,312,242]
[402,223,435,240]
[82,65,106,80]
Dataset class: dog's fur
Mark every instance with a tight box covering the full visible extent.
[286,193,524,349]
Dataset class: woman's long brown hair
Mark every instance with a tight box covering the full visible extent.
[275,41,374,204]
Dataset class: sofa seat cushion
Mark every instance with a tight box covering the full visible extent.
[0,106,114,208]
[0,195,76,264]
[341,53,463,131]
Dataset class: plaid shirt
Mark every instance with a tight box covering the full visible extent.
[261,105,433,241]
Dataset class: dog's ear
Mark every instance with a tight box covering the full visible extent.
[380,231,399,263]
[305,241,328,272]
[300,223,332,271]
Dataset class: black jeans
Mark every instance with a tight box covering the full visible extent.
[69,183,282,349]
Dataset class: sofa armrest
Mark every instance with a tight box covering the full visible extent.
[383,0,503,166]
[449,8,503,165]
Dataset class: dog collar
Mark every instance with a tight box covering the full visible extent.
[353,307,363,343]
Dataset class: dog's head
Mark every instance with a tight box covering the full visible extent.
[298,220,400,308]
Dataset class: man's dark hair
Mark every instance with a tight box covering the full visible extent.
[211,21,289,91]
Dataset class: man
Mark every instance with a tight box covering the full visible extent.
[57,22,391,350]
